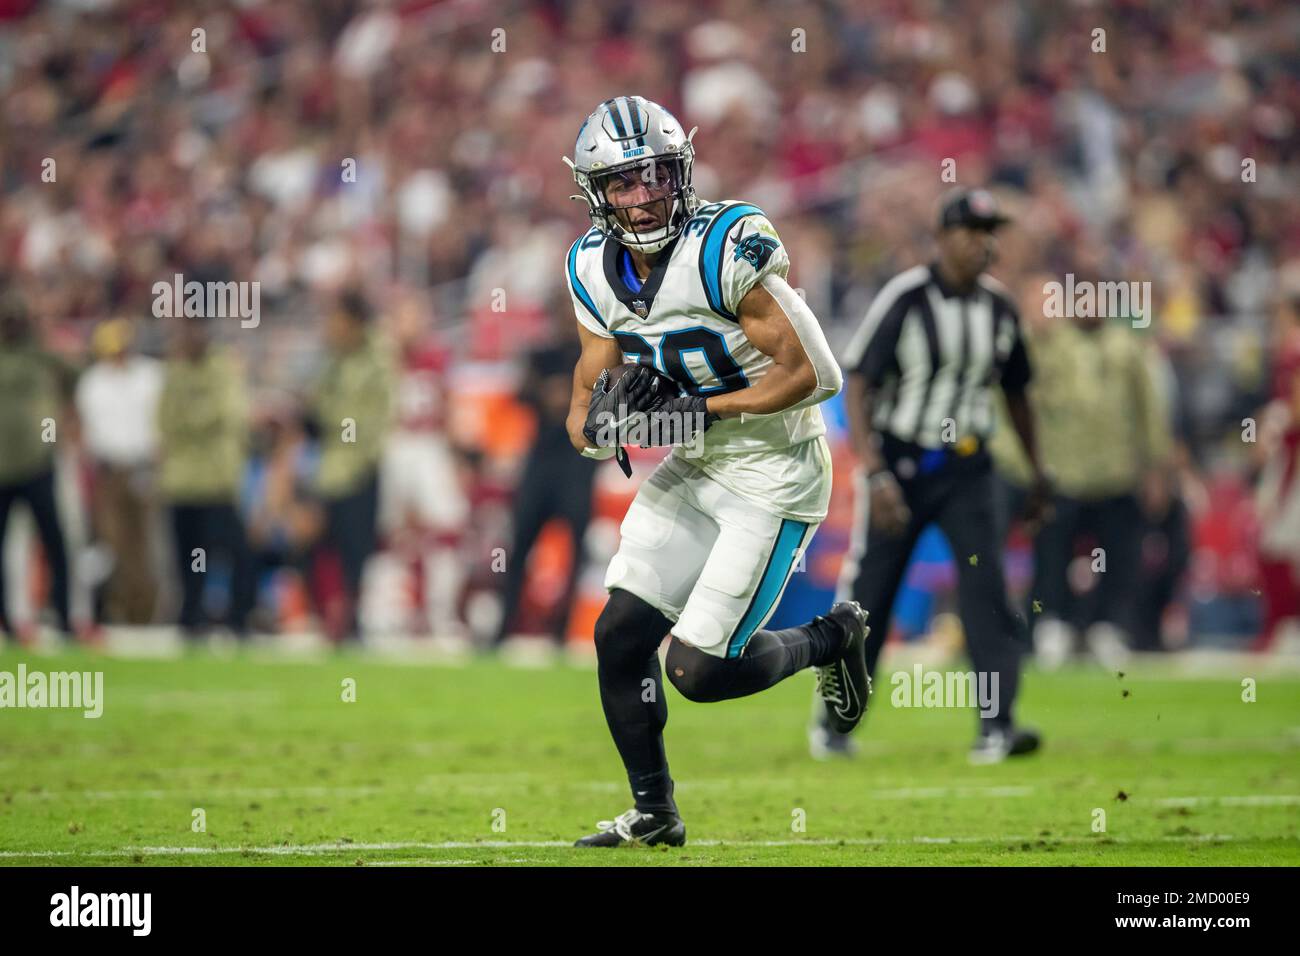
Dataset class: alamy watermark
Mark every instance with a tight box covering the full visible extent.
[590,404,709,457]
[0,665,103,718]
[50,886,150,935]
[890,664,999,719]
[152,273,260,328]
[1043,274,1152,328]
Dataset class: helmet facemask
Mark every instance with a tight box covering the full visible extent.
[571,144,698,255]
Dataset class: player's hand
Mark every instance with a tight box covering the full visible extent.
[868,469,911,536]
[1022,470,1056,535]
[638,395,719,447]
[1140,466,1173,522]
[582,365,670,447]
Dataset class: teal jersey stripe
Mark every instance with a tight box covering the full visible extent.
[698,202,763,321]
[568,234,605,328]
[725,518,808,659]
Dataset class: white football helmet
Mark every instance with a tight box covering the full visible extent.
[564,96,699,254]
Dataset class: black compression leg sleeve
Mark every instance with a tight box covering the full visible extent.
[665,618,842,704]
[594,589,676,814]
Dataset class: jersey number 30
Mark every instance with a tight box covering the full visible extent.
[614,328,748,396]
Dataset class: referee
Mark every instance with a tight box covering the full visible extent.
[815,188,1051,764]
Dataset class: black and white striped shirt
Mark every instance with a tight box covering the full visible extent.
[841,263,1031,449]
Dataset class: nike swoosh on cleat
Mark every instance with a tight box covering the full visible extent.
[634,825,669,844]
[834,663,861,719]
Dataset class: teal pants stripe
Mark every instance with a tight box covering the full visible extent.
[725,519,808,659]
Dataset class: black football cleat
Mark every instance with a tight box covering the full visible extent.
[813,601,872,735]
[1008,725,1042,757]
[969,725,1042,765]
[574,808,686,848]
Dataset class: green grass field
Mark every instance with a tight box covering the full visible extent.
[1,644,1298,866]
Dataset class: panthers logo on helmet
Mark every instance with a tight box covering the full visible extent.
[733,233,781,272]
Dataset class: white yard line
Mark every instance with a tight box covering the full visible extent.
[863,786,1034,799]
[7,782,1037,801]
[365,859,482,866]
[13,781,1300,806]
[1155,795,1300,807]
[10,785,388,801]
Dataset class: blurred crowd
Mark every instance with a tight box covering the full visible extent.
[0,0,1297,654]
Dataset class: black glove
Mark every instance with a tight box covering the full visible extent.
[638,394,719,447]
[582,364,675,448]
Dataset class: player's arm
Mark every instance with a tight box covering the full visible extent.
[704,275,842,419]
[999,309,1054,531]
[843,371,885,472]
[841,285,912,534]
[1004,389,1044,478]
[843,369,912,535]
[566,321,623,454]
[1004,387,1053,533]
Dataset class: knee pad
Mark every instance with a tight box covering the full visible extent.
[594,589,671,669]
[664,637,730,703]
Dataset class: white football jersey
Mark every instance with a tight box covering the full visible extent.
[566,199,831,521]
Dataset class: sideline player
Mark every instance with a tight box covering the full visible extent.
[562,95,869,847]
[377,291,468,642]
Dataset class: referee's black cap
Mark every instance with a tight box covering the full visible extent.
[937,188,1012,231]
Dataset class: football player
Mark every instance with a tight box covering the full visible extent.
[563,96,870,847]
